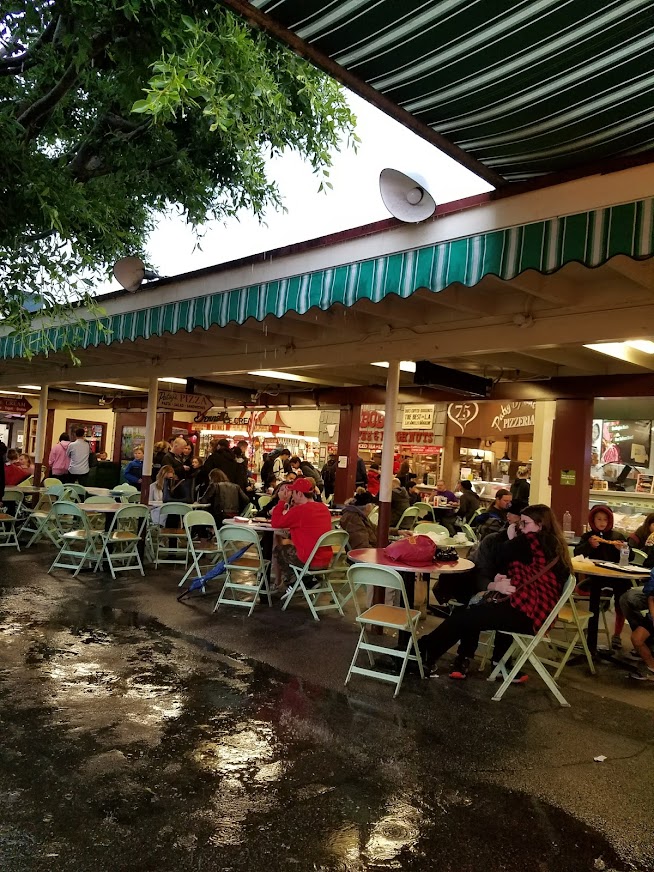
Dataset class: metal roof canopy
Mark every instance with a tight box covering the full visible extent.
[221,0,654,187]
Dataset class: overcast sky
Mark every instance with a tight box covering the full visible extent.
[144,91,493,279]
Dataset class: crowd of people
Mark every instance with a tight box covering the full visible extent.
[2,429,653,683]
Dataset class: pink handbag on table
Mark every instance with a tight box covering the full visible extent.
[383,535,436,565]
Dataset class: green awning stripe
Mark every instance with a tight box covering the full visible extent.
[4,196,654,359]
[246,0,654,180]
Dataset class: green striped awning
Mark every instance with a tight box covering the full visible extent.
[233,0,654,183]
[2,197,653,359]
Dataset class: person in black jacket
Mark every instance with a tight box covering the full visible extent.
[510,466,530,503]
[458,480,481,522]
[321,454,338,499]
[202,438,239,483]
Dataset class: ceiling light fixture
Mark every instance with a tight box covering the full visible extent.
[371,361,417,373]
[626,340,654,354]
[76,381,143,391]
[16,384,41,391]
[158,377,187,385]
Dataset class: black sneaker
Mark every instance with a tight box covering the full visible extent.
[449,656,470,680]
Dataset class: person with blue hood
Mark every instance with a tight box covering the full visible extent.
[339,490,378,550]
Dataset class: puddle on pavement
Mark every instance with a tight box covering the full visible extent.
[0,589,647,871]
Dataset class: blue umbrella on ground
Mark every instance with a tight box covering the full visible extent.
[177,545,250,602]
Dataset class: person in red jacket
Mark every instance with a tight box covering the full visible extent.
[366,462,381,498]
[270,476,333,593]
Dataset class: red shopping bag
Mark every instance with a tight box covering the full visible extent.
[383,535,436,564]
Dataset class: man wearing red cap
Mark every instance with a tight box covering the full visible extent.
[270,477,333,591]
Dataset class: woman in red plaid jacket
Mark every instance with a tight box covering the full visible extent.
[419,505,572,680]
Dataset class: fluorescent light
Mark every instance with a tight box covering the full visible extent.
[626,340,654,354]
[17,385,41,391]
[248,370,309,382]
[0,390,29,396]
[77,381,143,391]
[158,377,187,385]
[371,361,417,373]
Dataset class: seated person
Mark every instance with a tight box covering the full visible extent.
[630,569,654,682]
[256,471,297,516]
[270,477,333,593]
[458,480,481,522]
[390,478,410,527]
[471,489,512,540]
[339,491,378,550]
[574,505,629,650]
[434,478,459,534]
[4,449,30,486]
[627,512,654,567]
[470,499,529,593]
[420,505,571,680]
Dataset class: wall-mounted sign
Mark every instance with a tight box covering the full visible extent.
[157,390,212,414]
[446,401,535,437]
[560,469,576,486]
[401,405,435,430]
[194,408,252,425]
[0,395,30,414]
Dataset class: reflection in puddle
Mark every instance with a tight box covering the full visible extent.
[192,721,275,776]
[364,797,420,867]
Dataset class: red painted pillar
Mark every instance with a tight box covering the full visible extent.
[334,405,361,505]
[550,399,593,535]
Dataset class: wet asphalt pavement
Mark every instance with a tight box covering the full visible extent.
[0,548,652,872]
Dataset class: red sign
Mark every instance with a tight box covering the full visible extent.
[0,395,30,414]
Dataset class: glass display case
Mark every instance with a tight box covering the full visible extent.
[589,489,654,534]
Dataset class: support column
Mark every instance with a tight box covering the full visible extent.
[334,404,361,505]
[141,377,158,504]
[378,361,400,548]
[550,399,593,535]
[530,400,556,505]
[33,385,49,487]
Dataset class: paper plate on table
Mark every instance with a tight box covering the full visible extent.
[592,561,650,573]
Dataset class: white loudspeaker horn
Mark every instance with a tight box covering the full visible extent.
[379,168,436,223]
[113,256,146,293]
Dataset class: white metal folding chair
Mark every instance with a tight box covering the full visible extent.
[413,501,436,522]
[178,510,223,586]
[95,504,149,579]
[0,488,24,550]
[213,524,271,616]
[488,576,577,707]
[20,485,64,547]
[151,502,192,567]
[543,589,596,679]
[345,564,424,697]
[396,506,421,530]
[414,522,449,537]
[281,528,349,621]
[48,501,103,576]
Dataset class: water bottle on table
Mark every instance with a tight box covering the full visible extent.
[619,542,629,567]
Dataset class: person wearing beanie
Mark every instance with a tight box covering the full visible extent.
[458,480,481,522]
[339,490,378,551]
[574,505,629,650]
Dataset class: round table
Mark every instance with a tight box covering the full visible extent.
[348,548,473,575]
[348,548,474,613]
[571,559,649,652]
